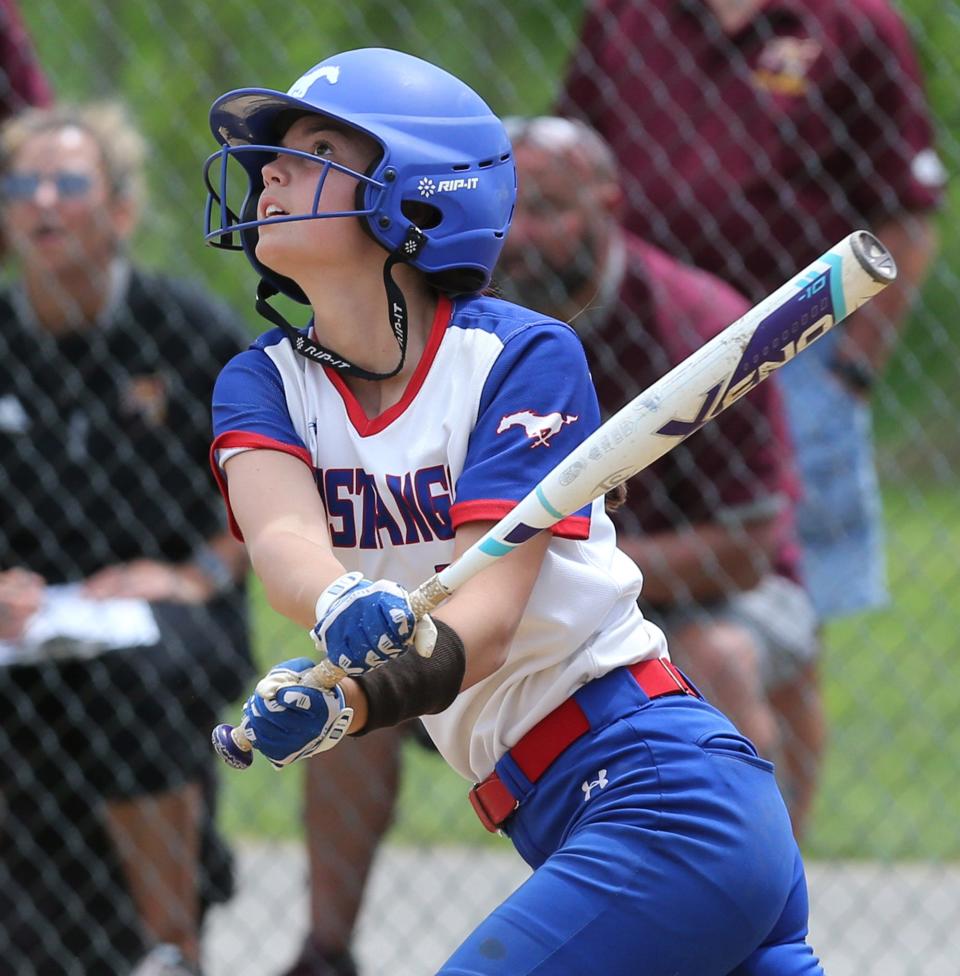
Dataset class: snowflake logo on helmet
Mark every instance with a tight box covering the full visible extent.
[418,178,436,198]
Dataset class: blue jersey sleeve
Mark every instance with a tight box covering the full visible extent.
[451,321,598,539]
[212,348,307,452]
[210,346,312,538]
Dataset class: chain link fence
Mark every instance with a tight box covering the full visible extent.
[4,1,958,974]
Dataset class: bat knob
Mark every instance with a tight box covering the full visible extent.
[212,723,254,770]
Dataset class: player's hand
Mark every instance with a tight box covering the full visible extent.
[242,657,353,767]
[311,571,419,675]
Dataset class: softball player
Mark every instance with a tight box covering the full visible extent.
[204,48,823,975]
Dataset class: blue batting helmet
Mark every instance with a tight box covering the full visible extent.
[204,48,516,301]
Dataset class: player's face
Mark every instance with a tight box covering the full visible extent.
[0,127,128,277]
[255,115,384,281]
[498,143,607,316]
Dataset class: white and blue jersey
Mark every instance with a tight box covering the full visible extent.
[213,292,822,975]
[211,293,665,781]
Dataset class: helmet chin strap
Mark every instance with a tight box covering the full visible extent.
[254,226,427,381]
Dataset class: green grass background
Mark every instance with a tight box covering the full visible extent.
[221,486,960,860]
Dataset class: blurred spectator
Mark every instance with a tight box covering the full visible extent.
[285,727,413,976]
[498,114,823,836]
[559,0,944,623]
[0,0,52,117]
[0,102,252,976]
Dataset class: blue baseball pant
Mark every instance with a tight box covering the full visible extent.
[440,667,824,975]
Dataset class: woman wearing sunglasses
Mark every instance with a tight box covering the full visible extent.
[0,101,253,976]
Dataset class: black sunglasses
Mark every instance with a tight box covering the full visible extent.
[0,171,94,201]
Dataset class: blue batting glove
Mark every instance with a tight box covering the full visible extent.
[311,572,417,676]
[242,657,353,767]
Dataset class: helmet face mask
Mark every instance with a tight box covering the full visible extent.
[203,140,388,302]
[204,48,517,301]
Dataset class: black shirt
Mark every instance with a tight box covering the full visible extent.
[0,266,248,582]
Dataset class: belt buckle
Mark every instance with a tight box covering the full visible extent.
[468,781,517,834]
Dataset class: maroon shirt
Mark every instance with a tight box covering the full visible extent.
[561,0,944,301]
[0,0,52,118]
[586,233,801,586]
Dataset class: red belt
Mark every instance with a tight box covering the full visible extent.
[469,658,698,833]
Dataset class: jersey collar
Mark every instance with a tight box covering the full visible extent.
[323,294,452,437]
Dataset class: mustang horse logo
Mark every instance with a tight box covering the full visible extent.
[497,410,579,448]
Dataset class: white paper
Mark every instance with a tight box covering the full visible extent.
[0,584,160,665]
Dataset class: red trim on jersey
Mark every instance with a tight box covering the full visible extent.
[209,431,314,540]
[450,498,591,540]
[324,294,452,437]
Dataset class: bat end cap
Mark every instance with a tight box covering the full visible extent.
[212,724,253,770]
[851,230,898,283]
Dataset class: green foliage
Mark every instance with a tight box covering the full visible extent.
[806,486,960,860]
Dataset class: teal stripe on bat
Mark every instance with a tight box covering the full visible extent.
[824,252,846,321]
[536,485,564,520]
[478,487,564,558]
[479,537,514,557]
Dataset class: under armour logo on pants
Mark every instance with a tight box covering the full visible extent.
[582,769,609,801]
